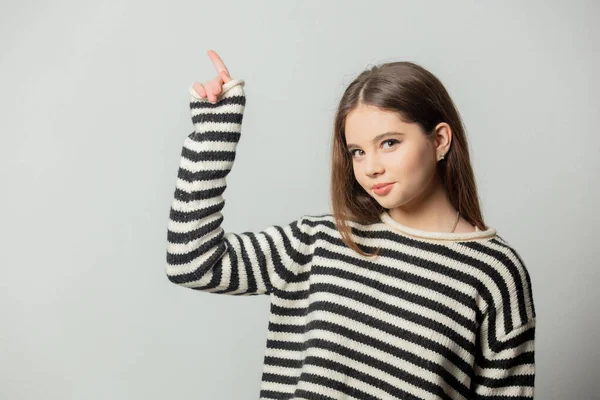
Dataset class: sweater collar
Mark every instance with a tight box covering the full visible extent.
[379,210,497,242]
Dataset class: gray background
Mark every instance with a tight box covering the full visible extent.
[2,0,598,399]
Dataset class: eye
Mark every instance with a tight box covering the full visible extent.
[348,149,363,158]
[347,139,401,158]
[382,139,400,148]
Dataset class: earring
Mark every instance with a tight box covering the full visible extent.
[437,153,445,161]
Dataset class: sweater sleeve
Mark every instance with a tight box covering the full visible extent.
[165,79,312,296]
[470,254,537,399]
[470,313,536,399]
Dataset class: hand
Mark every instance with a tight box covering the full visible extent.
[191,49,233,103]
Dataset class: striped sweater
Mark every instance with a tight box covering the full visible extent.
[166,78,536,400]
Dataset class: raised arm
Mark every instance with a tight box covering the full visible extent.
[166,51,314,295]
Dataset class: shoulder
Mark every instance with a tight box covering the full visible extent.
[299,213,371,234]
[480,236,532,284]
[473,237,536,322]
[462,233,531,280]
[297,213,335,234]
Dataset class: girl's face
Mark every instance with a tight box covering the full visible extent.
[345,103,446,211]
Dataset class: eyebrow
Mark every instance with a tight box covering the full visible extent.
[346,132,405,149]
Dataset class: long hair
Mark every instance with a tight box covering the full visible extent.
[330,61,488,257]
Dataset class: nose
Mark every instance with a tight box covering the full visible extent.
[365,153,384,177]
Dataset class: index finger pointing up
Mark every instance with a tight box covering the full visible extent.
[207,49,231,80]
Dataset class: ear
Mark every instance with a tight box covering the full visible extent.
[433,122,452,155]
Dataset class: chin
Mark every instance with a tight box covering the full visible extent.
[372,196,398,208]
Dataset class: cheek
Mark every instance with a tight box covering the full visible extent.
[353,168,364,186]
[406,149,436,184]
[352,164,369,189]
[387,146,432,183]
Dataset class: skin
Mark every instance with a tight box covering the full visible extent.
[191,49,232,103]
[345,103,477,233]
[195,50,475,233]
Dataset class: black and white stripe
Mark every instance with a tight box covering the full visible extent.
[166,79,535,399]
[166,79,314,295]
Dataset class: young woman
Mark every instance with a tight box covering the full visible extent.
[166,49,536,400]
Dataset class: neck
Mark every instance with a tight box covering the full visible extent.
[387,173,458,233]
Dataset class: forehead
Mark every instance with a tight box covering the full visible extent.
[345,104,415,139]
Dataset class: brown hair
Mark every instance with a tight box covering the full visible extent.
[330,61,488,257]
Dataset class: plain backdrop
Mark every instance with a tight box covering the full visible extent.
[1,1,598,399]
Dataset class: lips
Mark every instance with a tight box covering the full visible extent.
[372,182,394,190]
[372,182,395,196]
